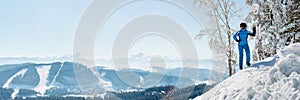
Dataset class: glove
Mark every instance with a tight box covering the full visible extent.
[251,27,256,36]
[252,27,256,31]
[236,39,241,42]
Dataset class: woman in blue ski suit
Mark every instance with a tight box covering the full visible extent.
[233,23,256,70]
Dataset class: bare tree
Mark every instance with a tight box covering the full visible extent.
[194,0,242,76]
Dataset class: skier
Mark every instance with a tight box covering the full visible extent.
[233,22,256,70]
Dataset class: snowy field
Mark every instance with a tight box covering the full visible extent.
[194,43,300,100]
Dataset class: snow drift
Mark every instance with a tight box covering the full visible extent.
[195,43,300,100]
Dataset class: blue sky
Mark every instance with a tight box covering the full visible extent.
[0,0,250,60]
[0,0,92,57]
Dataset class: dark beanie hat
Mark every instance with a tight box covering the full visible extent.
[240,23,247,28]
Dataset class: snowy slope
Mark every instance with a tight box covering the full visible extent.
[2,68,28,99]
[33,65,51,96]
[2,69,28,89]
[194,43,300,100]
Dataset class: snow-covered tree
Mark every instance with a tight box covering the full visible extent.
[244,0,296,61]
[281,0,300,44]
[194,0,242,76]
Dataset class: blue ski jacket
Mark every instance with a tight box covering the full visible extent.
[233,28,255,45]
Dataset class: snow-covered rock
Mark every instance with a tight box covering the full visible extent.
[194,43,300,100]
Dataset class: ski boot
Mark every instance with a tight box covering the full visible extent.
[246,62,251,67]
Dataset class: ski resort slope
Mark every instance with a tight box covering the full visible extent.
[194,43,300,100]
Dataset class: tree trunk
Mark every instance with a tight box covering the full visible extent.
[228,58,232,76]
[227,30,233,76]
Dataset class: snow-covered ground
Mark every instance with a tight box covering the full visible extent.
[194,43,300,100]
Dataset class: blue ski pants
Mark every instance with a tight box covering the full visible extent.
[238,43,250,67]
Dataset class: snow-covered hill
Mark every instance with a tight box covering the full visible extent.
[0,62,216,99]
[194,43,300,100]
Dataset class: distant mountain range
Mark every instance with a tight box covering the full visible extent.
[0,54,212,69]
[0,62,220,99]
